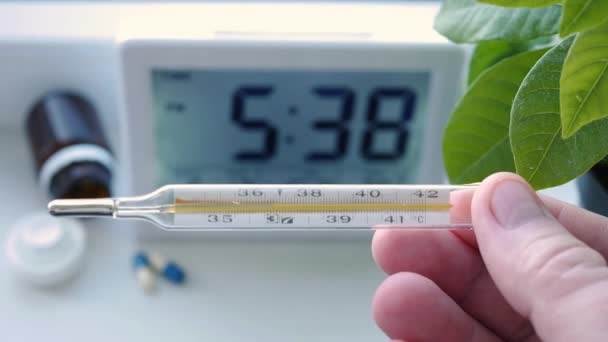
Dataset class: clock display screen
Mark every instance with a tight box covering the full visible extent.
[151,69,430,184]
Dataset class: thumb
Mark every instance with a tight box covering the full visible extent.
[472,172,608,342]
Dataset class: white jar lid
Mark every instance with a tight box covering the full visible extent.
[4,212,86,287]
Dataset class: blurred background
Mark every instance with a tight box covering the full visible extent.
[0,1,578,341]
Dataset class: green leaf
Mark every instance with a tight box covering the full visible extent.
[480,0,561,8]
[468,37,554,85]
[560,0,608,37]
[560,21,608,138]
[469,41,531,85]
[443,48,549,184]
[511,37,608,189]
[434,0,562,43]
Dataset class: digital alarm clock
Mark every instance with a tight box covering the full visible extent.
[118,3,466,195]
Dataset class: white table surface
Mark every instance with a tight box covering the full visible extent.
[0,129,579,341]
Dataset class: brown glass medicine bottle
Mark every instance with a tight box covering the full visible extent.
[26,92,114,199]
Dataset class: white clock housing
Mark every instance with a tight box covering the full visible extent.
[118,3,466,196]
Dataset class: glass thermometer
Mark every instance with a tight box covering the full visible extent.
[48,184,477,231]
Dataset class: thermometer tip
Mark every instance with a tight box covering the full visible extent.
[48,198,115,217]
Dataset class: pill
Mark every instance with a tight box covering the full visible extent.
[133,252,156,293]
[148,252,186,285]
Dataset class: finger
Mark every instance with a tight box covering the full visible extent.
[449,188,479,249]
[372,229,531,340]
[472,172,608,342]
[448,186,608,258]
[372,229,480,296]
[372,272,502,342]
[539,195,608,258]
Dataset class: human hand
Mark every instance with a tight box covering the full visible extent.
[372,172,608,341]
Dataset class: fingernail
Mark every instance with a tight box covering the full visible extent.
[491,180,545,229]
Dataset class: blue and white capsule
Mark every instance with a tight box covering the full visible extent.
[149,252,186,285]
[133,252,156,293]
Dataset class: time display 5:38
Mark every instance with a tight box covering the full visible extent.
[232,86,417,162]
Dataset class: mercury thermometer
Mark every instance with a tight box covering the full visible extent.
[48,184,476,231]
